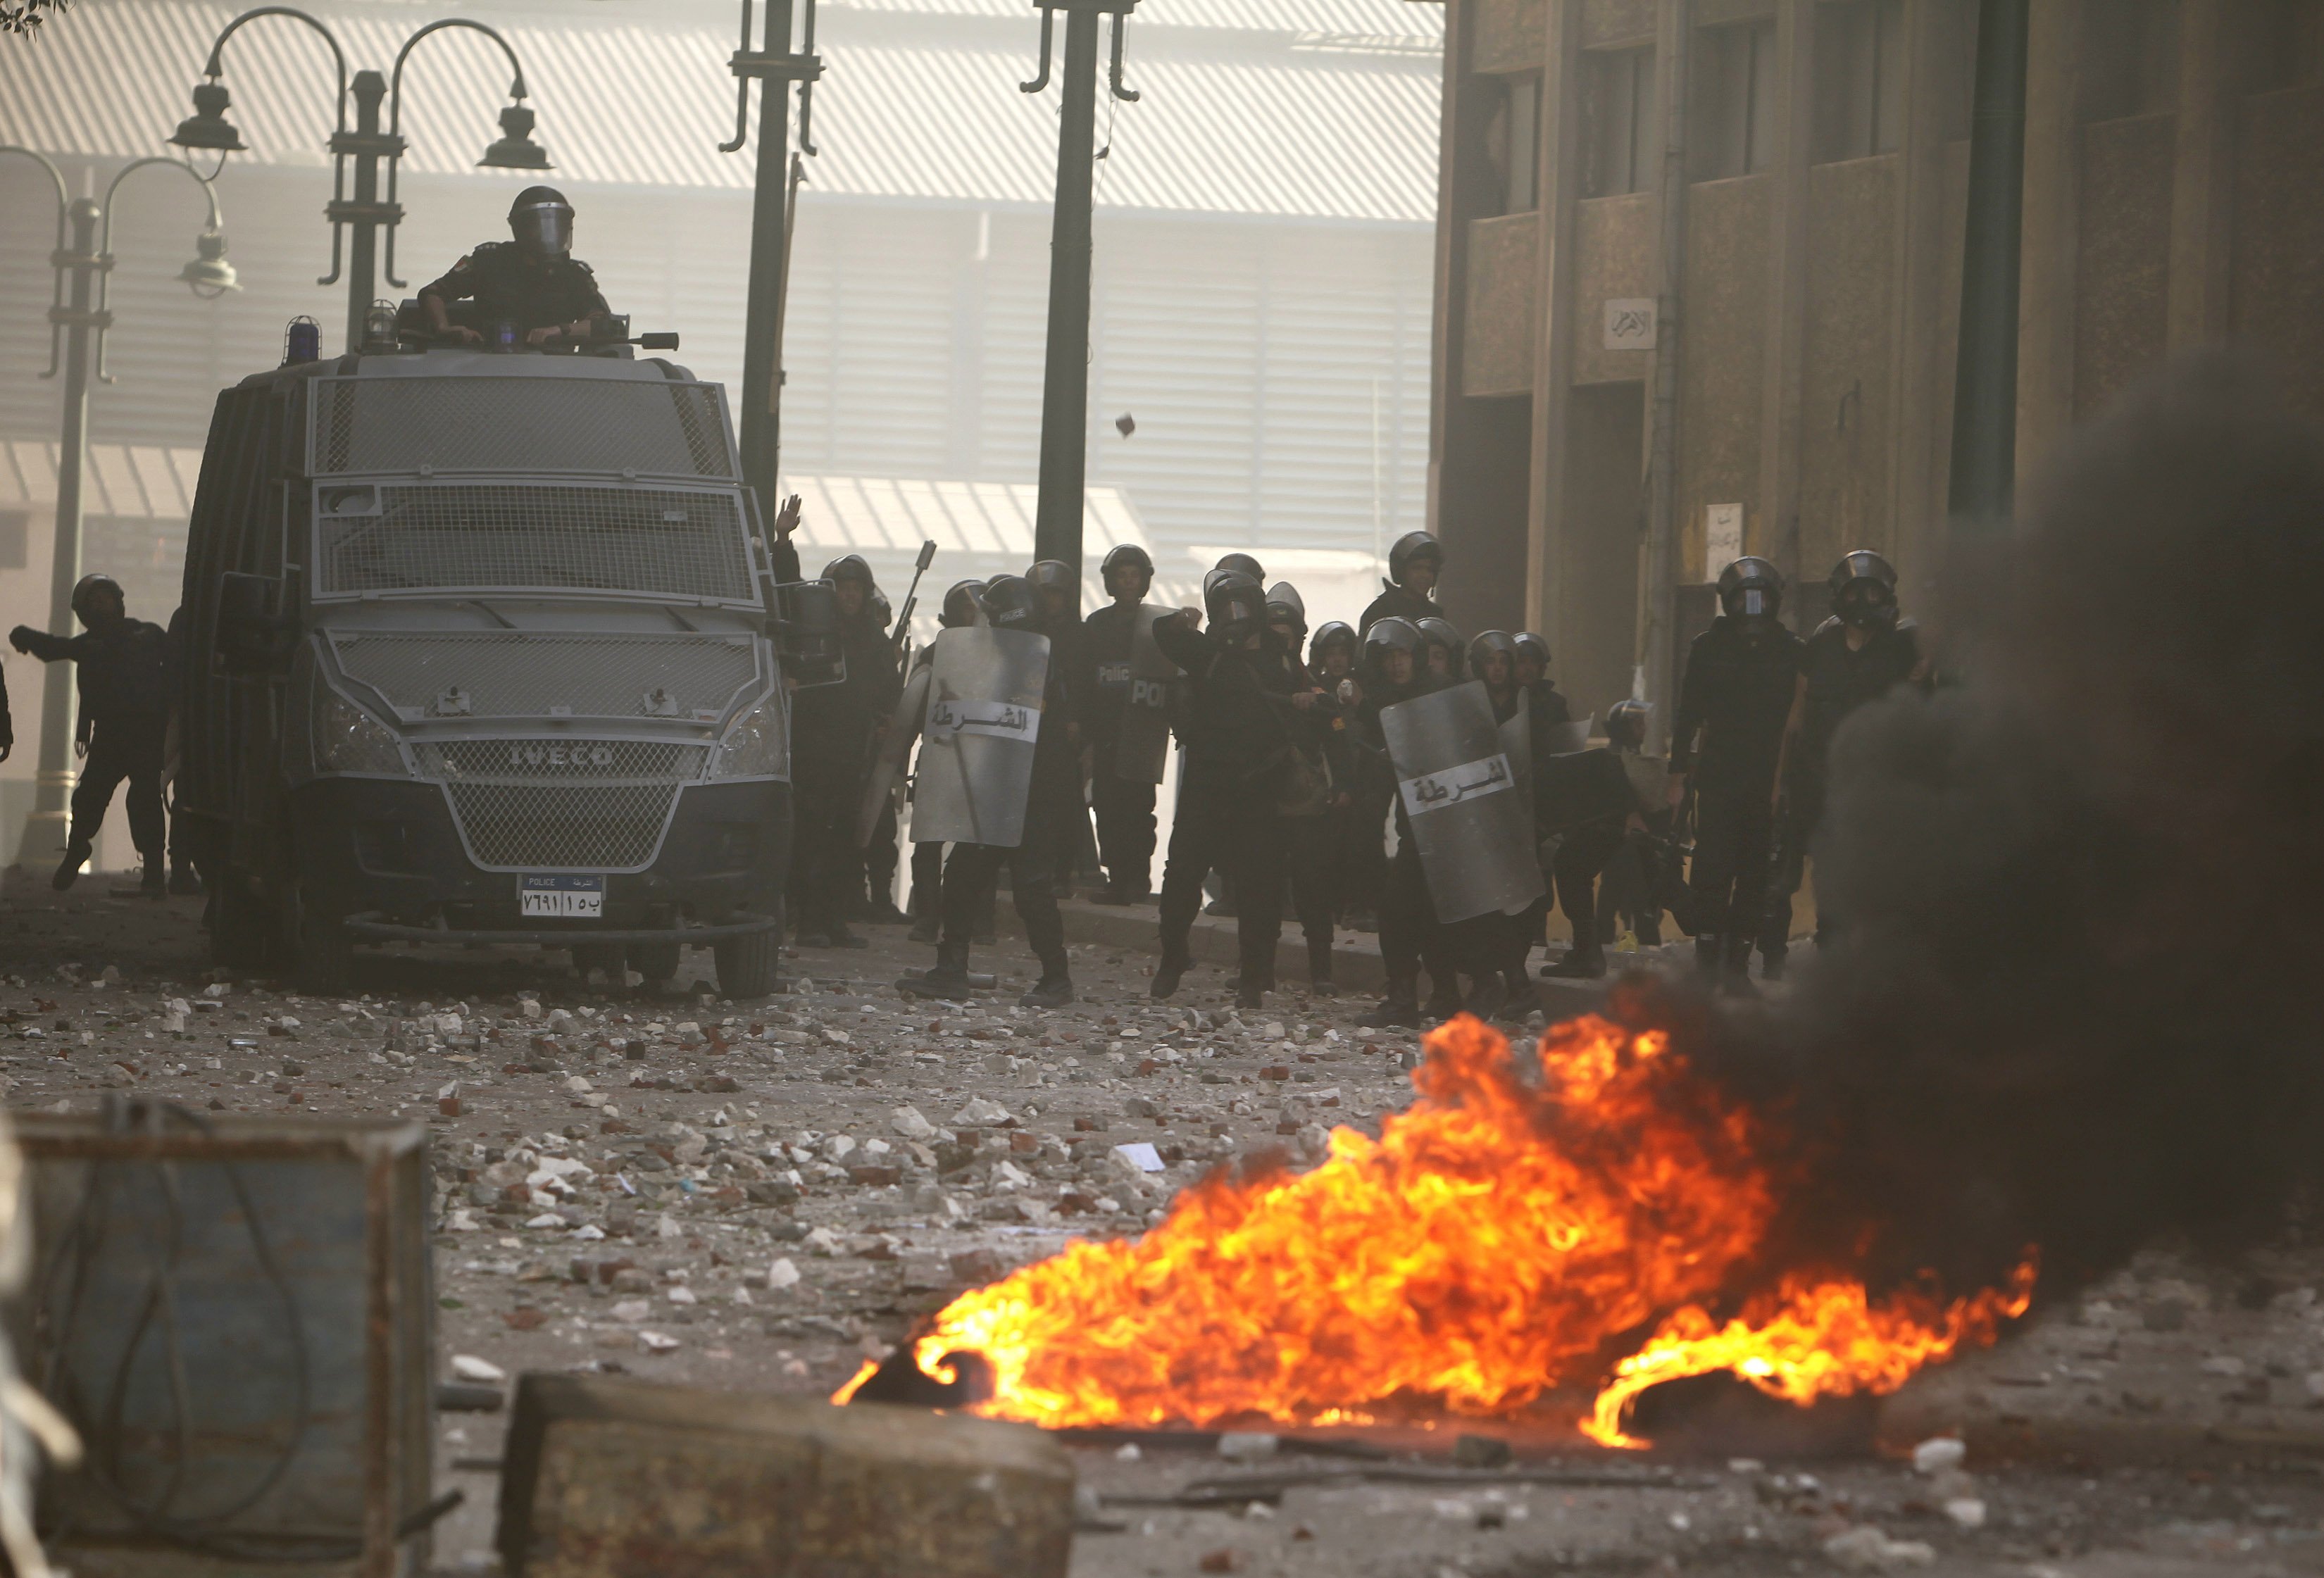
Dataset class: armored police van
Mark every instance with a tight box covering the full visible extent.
[178,342,793,994]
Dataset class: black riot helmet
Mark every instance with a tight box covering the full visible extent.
[1310,620,1356,670]
[1099,543,1154,599]
[1468,629,1518,688]
[1416,615,1466,680]
[1387,530,1444,587]
[1213,551,1266,585]
[1511,631,1550,684]
[939,578,987,629]
[1828,549,1900,630]
[1027,559,1074,594]
[1204,572,1267,641]
[979,575,1042,632]
[1717,556,1785,630]
[1264,581,1306,635]
[1606,698,1650,751]
[70,572,125,625]
[1361,617,1422,687]
[821,553,875,588]
[868,587,894,632]
[508,185,574,259]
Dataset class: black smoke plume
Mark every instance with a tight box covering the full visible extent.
[1670,351,2324,1301]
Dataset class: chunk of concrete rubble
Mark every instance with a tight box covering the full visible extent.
[766,1257,801,1291]
[1216,1432,1277,1462]
[1910,1436,1966,1474]
[1943,1498,1987,1529]
[1823,1527,1936,1571]
[953,1096,1012,1126]
[452,1354,506,1384]
[891,1105,937,1140]
[1111,1142,1163,1174]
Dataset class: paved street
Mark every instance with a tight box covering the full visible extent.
[8,872,2323,1578]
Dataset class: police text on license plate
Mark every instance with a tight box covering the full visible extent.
[520,875,605,918]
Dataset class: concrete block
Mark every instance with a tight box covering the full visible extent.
[499,1374,1074,1577]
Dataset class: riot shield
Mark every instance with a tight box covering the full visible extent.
[1540,715,1593,754]
[1113,604,1178,784]
[856,659,932,849]
[1499,689,1532,799]
[1381,680,1547,923]
[911,626,1050,849]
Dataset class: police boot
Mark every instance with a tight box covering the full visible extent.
[1306,938,1337,998]
[1544,945,1607,979]
[1420,975,1465,1023]
[897,937,976,1001]
[1758,947,1787,983]
[1463,972,1508,1022]
[1019,965,1073,1010]
[169,861,203,896]
[1150,951,1191,1000]
[51,839,91,892]
[1358,980,1421,1030]
[1694,934,1724,976]
[1501,969,1539,1017]
[823,920,870,950]
[139,862,167,901]
[1236,975,1270,1012]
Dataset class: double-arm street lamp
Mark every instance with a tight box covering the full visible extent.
[168,6,551,353]
[0,147,237,868]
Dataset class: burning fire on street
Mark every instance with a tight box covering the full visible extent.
[839,1012,2036,1446]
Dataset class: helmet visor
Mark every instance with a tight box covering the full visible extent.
[1737,587,1771,618]
[513,202,573,257]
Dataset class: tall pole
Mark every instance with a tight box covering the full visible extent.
[1031,8,1105,586]
[23,199,104,866]
[1946,0,2030,528]
[737,1,800,512]
[332,69,403,352]
[1639,7,1689,753]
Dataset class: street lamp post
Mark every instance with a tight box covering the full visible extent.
[0,148,236,870]
[1023,0,1139,600]
[170,6,551,353]
[717,0,825,512]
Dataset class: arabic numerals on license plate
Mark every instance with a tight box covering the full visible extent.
[521,875,605,918]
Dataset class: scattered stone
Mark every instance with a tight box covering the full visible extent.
[1909,1436,1966,1474]
[451,1354,506,1384]
[1823,1527,1935,1571]
[1216,1432,1277,1463]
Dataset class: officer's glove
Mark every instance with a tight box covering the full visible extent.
[7,625,34,653]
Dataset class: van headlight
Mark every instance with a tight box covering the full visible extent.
[710,689,788,780]
[313,686,410,776]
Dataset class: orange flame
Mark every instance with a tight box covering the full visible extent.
[838,1015,2033,1441]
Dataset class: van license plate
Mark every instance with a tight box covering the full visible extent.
[520,875,604,918]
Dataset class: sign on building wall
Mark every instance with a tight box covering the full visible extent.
[1603,299,1656,351]
[1705,502,1743,577]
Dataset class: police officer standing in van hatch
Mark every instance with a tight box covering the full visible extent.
[420,187,613,346]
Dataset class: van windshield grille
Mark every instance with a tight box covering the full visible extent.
[315,483,756,603]
[310,376,734,479]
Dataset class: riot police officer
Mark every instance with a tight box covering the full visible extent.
[1082,544,1158,903]
[1306,620,1379,928]
[1361,532,1445,632]
[1259,582,1352,994]
[901,577,1075,1008]
[907,580,988,942]
[1151,574,1289,1009]
[420,187,613,346]
[1417,616,1466,682]
[789,554,901,948]
[1027,558,1098,891]
[12,574,175,895]
[1668,556,1803,988]
[1773,550,1929,949]
[1350,618,1461,1027]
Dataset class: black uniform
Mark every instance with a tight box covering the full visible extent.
[1082,600,1158,898]
[1154,619,1291,994]
[1671,615,1804,975]
[1311,662,1383,926]
[789,601,901,944]
[13,615,175,870]
[1256,644,1353,988]
[1351,672,1461,1012]
[418,242,612,339]
[1785,616,1924,944]
[1358,582,1440,635]
[1506,680,1573,979]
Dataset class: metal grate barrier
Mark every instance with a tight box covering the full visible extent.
[417,739,707,871]
[311,377,735,479]
[331,633,759,722]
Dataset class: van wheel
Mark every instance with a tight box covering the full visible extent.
[630,942,681,988]
[713,929,780,999]
[212,879,273,969]
[292,891,357,994]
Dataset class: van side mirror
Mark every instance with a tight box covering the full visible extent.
[772,580,846,689]
[215,572,297,672]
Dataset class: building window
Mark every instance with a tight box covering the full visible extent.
[1482,73,1542,215]
[2079,0,2182,123]
[1691,20,1778,181]
[1814,0,1906,161]
[1584,46,1657,197]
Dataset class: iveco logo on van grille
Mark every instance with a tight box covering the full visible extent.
[510,744,617,770]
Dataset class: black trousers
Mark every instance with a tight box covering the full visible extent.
[1283,812,1337,971]
[1089,742,1158,895]
[787,748,867,934]
[1337,785,1391,915]
[1689,789,1789,965]
[865,799,899,911]
[1594,832,1664,945]
[938,824,1066,979]
[1379,841,1455,996]
[1550,821,1628,958]
[73,722,164,864]
[1158,799,1286,987]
